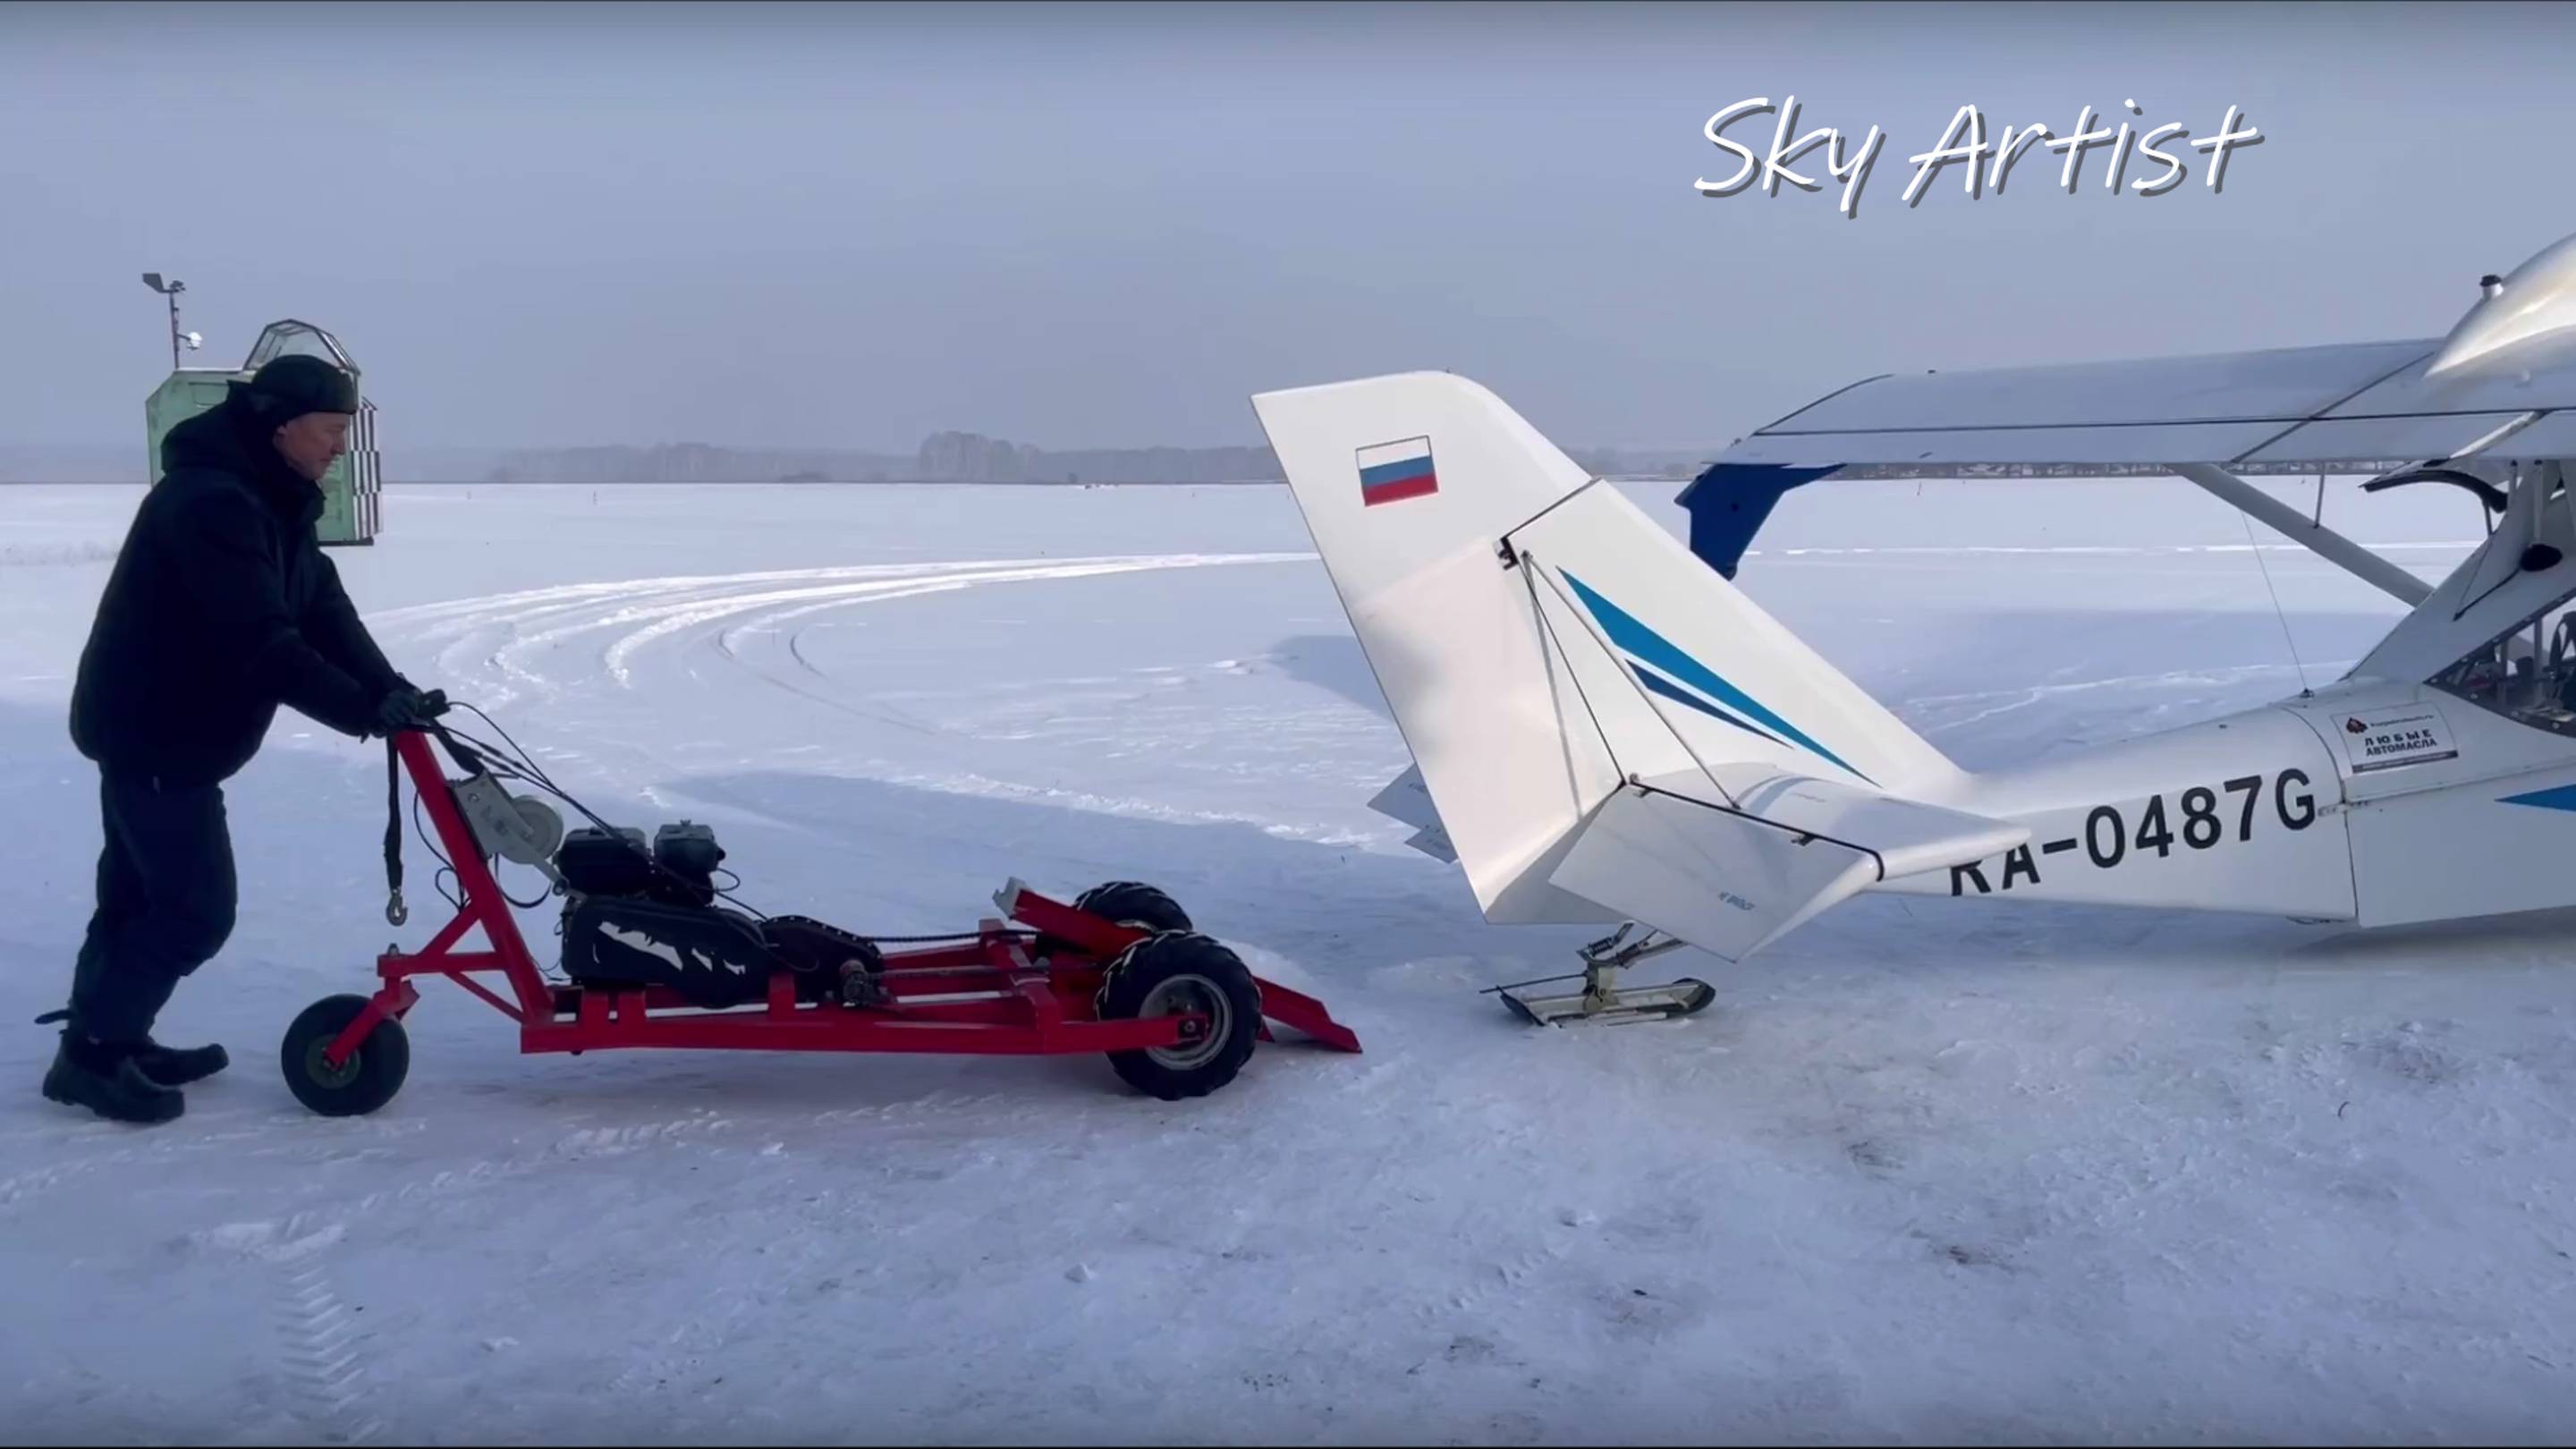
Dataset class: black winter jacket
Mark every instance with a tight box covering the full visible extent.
[70,394,410,786]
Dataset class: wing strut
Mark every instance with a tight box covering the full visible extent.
[2173,462,2433,607]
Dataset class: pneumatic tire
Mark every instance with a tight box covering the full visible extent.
[281,994,410,1117]
[1073,881,1192,934]
[1034,881,1194,963]
[1097,930,1261,1101]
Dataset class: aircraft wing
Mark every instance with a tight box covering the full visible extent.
[1683,331,2576,578]
[1711,335,2576,478]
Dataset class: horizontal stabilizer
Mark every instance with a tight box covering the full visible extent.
[1546,773,2027,962]
[1403,826,1459,865]
[1368,765,1441,833]
[1368,766,1459,862]
[1547,784,1875,962]
[1698,769,2029,881]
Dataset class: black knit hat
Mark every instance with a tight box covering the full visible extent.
[235,354,359,425]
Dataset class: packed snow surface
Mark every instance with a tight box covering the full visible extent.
[5,477,2574,1445]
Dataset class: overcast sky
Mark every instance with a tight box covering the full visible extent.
[4,1,2572,453]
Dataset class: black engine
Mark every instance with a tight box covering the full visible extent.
[550,819,883,1009]
[556,821,726,907]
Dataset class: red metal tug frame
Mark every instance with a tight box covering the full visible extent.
[321,730,1361,1075]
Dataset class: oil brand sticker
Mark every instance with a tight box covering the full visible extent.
[2337,703,2459,774]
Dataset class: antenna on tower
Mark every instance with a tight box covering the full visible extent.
[140,273,199,369]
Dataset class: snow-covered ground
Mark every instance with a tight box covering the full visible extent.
[6,475,2574,1445]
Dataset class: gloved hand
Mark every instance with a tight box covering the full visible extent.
[375,685,449,733]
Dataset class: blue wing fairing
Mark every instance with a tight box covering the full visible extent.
[1674,462,1843,580]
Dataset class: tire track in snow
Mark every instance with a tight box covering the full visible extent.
[374,554,1310,706]
[385,563,1025,707]
[275,1253,385,1445]
[1897,659,2363,733]
[116,1101,993,1308]
[191,1216,386,1445]
[0,1123,306,1211]
[785,625,826,680]
[361,548,1352,844]
[599,555,1309,688]
[714,625,946,738]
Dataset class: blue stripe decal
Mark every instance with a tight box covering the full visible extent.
[2502,784,2576,811]
[1631,665,1784,747]
[1561,568,1872,784]
[1360,457,1434,488]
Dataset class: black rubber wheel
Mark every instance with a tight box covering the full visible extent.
[1073,881,1191,934]
[1034,881,1193,963]
[1096,930,1261,1100]
[280,994,411,1117]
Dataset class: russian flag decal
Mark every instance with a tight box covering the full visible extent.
[1356,436,1437,506]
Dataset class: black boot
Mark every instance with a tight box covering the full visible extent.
[40,1031,183,1125]
[36,1009,225,1088]
[132,1036,229,1088]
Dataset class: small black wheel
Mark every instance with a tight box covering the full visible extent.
[1034,881,1194,963]
[281,994,411,1117]
[1073,881,1191,934]
[1096,930,1261,1100]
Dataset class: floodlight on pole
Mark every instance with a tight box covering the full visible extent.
[140,272,190,369]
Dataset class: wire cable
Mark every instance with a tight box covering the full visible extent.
[429,712,775,920]
[418,700,1067,945]
[1517,545,1629,788]
[411,792,463,911]
[2241,505,2314,697]
[1524,548,1745,810]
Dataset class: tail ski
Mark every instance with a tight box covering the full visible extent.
[1250,371,2024,961]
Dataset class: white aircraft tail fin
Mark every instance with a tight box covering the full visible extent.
[1253,371,1982,951]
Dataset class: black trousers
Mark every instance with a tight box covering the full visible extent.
[65,771,237,1045]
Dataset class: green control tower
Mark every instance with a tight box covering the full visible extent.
[142,314,384,547]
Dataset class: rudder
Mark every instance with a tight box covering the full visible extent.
[1251,371,1962,928]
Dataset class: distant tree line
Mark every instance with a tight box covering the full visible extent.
[470,433,1722,485]
[0,437,1724,487]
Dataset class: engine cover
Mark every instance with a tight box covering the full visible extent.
[653,821,724,904]
[560,895,776,1008]
[556,821,724,907]
[556,826,657,898]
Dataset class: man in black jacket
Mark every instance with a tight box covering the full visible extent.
[43,354,443,1125]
